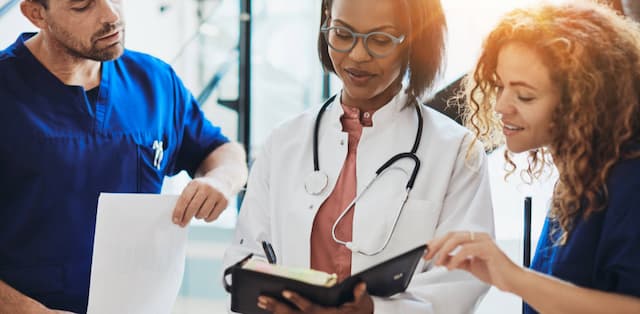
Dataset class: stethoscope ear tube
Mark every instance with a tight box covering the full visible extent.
[312,95,337,172]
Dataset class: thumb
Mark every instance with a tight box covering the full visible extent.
[354,282,367,300]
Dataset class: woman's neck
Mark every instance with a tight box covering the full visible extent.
[341,81,403,112]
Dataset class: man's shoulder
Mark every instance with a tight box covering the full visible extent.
[0,36,25,68]
[0,38,27,85]
[0,50,14,70]
[0,47,15,62]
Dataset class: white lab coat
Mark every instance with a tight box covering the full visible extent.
[223,90,495,313]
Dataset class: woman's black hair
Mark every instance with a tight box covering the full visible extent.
[317,0,447,98]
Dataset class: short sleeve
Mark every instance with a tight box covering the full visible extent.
[169,69,229,177]
[596,158,640,297]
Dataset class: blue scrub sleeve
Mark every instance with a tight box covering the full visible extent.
[170,70,230,177]
[596,159,640,297]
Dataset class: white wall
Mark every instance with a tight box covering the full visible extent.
[0,3,36,47]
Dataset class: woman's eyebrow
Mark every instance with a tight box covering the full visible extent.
[332,19,398,33]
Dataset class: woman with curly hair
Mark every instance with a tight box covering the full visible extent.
[424,2,640,313]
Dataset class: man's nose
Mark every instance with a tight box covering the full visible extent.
[97,0,121,25]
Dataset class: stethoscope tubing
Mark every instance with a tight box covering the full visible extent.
[313,93,424,256]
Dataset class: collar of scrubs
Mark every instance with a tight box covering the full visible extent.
[17,32,112,86]
[13,32,113,119]
[325,87,411,131]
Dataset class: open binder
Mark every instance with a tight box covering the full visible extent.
[223,244,427,314]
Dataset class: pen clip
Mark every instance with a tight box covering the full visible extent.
[152,140,163,170]
[261,241,277,264]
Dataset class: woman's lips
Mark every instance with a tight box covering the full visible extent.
[502,122,524,136]
[345,68,375,86]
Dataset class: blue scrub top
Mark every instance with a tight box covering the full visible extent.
[524,155,640,314]
[0,33,229,313]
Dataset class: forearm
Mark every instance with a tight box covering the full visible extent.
[0,280,46,314]
[196,142,248,196]
[511,268,640,314]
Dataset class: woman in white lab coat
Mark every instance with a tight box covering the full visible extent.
[223,0,494,313]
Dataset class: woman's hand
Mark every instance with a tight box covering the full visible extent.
[423,231,523,292]
[257,282,373,314]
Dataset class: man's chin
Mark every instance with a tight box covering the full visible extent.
[91,44,124,61]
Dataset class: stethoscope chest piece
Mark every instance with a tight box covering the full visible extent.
[304,171,328,195]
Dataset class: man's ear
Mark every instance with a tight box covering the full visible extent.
[20,0,48,30]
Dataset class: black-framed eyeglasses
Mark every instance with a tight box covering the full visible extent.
[320,23,405,58]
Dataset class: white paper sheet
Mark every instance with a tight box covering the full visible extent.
[87,193,187,314]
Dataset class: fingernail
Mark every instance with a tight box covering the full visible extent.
[257,296,268,308]
[283,291,292,299]
[173,217,179,223]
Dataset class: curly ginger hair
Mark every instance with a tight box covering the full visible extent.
[463,1,640,243]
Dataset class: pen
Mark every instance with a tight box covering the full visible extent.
[523,196,532,314]
[261,241,277,264]
[523,196,532,268]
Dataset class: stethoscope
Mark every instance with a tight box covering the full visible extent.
[304,94,423,256]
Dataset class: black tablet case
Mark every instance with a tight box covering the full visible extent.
[223,244,427,314]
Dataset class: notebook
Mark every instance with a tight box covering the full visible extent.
[223,244,427,314]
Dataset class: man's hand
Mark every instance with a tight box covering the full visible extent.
[256,283,374,314]
[171,142,248,227]
[172,176,230,227]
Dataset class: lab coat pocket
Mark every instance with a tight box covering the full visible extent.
[356,198,440,259]
[391,199,441,249]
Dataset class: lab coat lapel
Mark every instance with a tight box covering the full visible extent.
[281,98,348,268]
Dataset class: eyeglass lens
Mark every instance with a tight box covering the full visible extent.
[324,27,399,57]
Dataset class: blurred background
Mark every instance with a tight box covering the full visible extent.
[1,0,578,312]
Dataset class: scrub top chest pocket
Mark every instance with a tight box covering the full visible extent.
[136,136,173,193]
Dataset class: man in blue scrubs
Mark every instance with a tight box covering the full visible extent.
[0,0,248,313]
